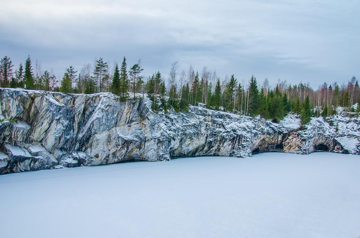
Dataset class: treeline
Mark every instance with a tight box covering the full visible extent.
[1,55,359,125]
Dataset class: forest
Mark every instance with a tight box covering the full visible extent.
[1,55,359,125]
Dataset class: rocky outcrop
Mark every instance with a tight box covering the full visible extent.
[0,88,359,174]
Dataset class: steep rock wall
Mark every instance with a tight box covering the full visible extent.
[0,88,358,174]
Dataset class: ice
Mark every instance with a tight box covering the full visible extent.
[0,153,359,238]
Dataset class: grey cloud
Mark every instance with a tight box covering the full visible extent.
[0,0,359,88]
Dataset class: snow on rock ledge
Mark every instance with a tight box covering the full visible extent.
[0,88,359,174]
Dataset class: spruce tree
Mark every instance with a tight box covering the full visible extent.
[213,79,222,110]
[293,98,301,114]
[10,77,17,88]
[24,56,34,89]
[119,57,128,100]
[206,82,212,109]
[15,63,24,88]
[248,76,260,116]
[60,73,72,93]
[236,83,243,113]
[180,84,190,111]
[111,64,120,95]
[259,88,269,118]
[268,89,284,122]
[84,77,96,94]
[223,75,237,111]
[333,84,340,107]
[191,72,200,105]
[322,105,328,118]
[301,96,311,125]
[168,84,179,112]
[343,92,350,107]
[160,82,166,96]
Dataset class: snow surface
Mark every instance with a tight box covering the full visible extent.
[1,153,359,238]
[279,113,301,130]
[335,137,359,153]
[4,144,31,157]
[13,120,30,129]
[0,152,8,168]
[45,94,65,107]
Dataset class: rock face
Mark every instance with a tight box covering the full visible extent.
[0,88,359,174]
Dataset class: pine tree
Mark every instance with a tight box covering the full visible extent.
[94,58,108,92]
[136,77,145,94]
[301,96,311,125]
[111,64,120,95]
[24,56,34,89]
[0,56,14,88]
[129,63,143,99]
[42,70,50,91]
[60,73,72,93]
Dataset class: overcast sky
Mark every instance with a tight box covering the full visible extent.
[1,0,359,88]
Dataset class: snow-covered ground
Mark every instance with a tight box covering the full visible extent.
[1,153,360,238]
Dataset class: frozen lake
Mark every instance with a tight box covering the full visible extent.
[1,153,360,238]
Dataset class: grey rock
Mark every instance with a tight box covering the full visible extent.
[0,88,358,175]
[0,152,8,174]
